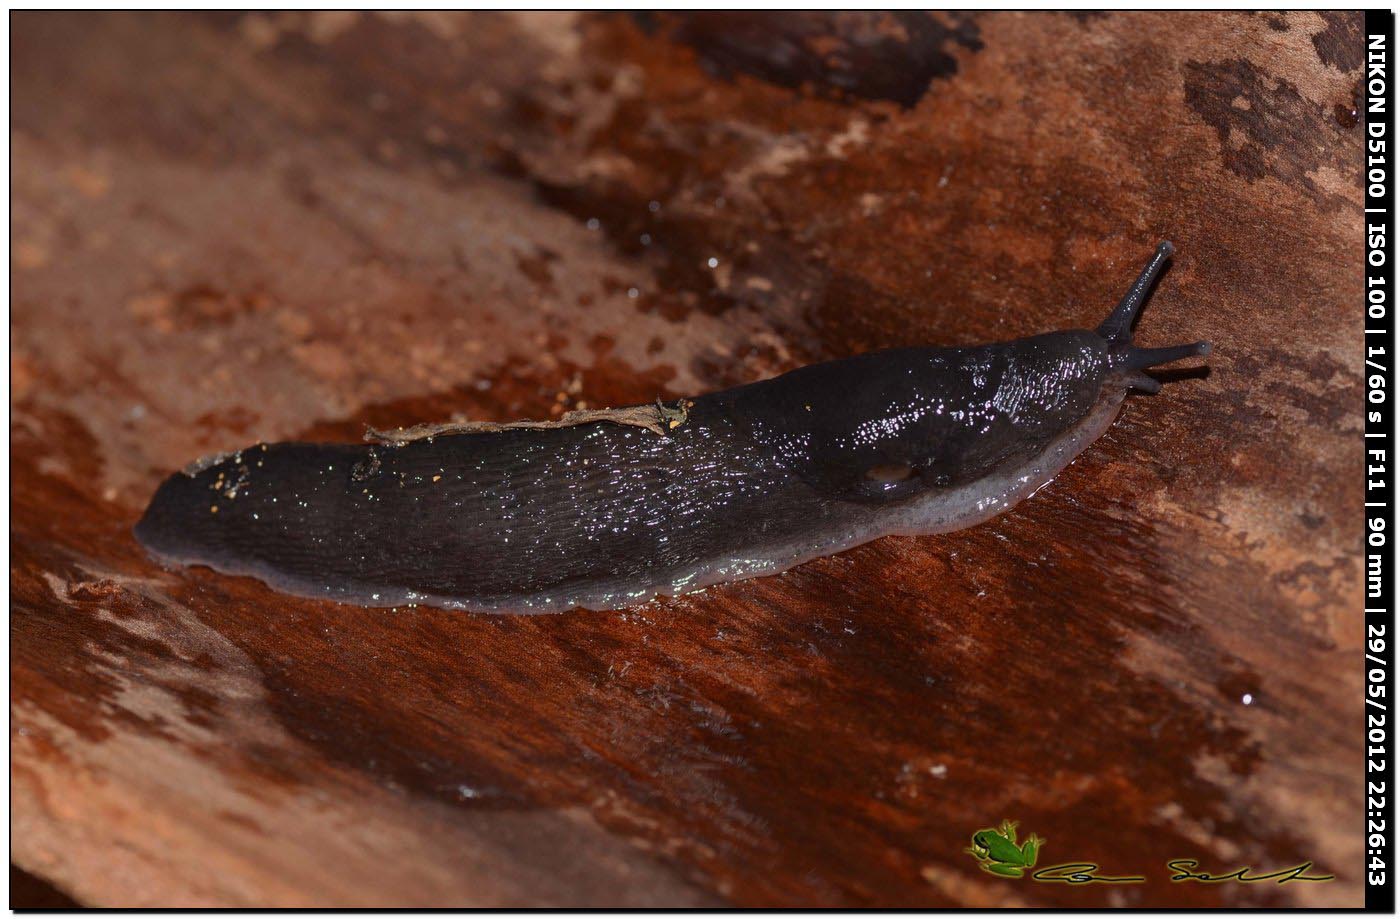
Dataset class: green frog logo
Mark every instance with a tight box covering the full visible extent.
[965,819,1044,878]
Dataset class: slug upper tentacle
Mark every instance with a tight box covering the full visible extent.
[135,242,1210,613]
[1096,241,1212,393]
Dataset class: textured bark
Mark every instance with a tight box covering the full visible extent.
[12,11,1363,907]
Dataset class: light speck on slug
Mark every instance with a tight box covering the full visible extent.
[135,242,1210,614]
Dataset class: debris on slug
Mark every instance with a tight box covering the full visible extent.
[211,462,252,499]
[365,398,696,445]
[658,397,694,431]
[181,448,243,477]
[350,450,381,482]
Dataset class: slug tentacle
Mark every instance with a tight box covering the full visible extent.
[136,242,1212,613]
[1094,241,1211,392]
[1097,240,1175,345]
[1122,371,1163,395]
[1120,341,1213,371]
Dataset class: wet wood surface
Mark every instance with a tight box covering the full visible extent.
[11,12,1364,907]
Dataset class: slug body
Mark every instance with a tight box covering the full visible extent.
[136,243,1209,613]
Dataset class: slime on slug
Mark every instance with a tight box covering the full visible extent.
[135,242,1210,613]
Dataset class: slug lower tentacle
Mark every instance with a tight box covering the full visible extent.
[135,242,1209,613]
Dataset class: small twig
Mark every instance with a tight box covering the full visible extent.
[365,399,694,446]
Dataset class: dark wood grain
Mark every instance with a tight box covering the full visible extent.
[11,12,1363,907]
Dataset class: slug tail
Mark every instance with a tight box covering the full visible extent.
[1097,241,1175,345]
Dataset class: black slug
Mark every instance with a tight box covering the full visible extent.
[136,242,1209,613]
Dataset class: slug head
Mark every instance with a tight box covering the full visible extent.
[727,242,1209,505]
[727,331,1115,504]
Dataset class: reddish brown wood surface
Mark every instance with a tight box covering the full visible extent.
[12,12,1364,907]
